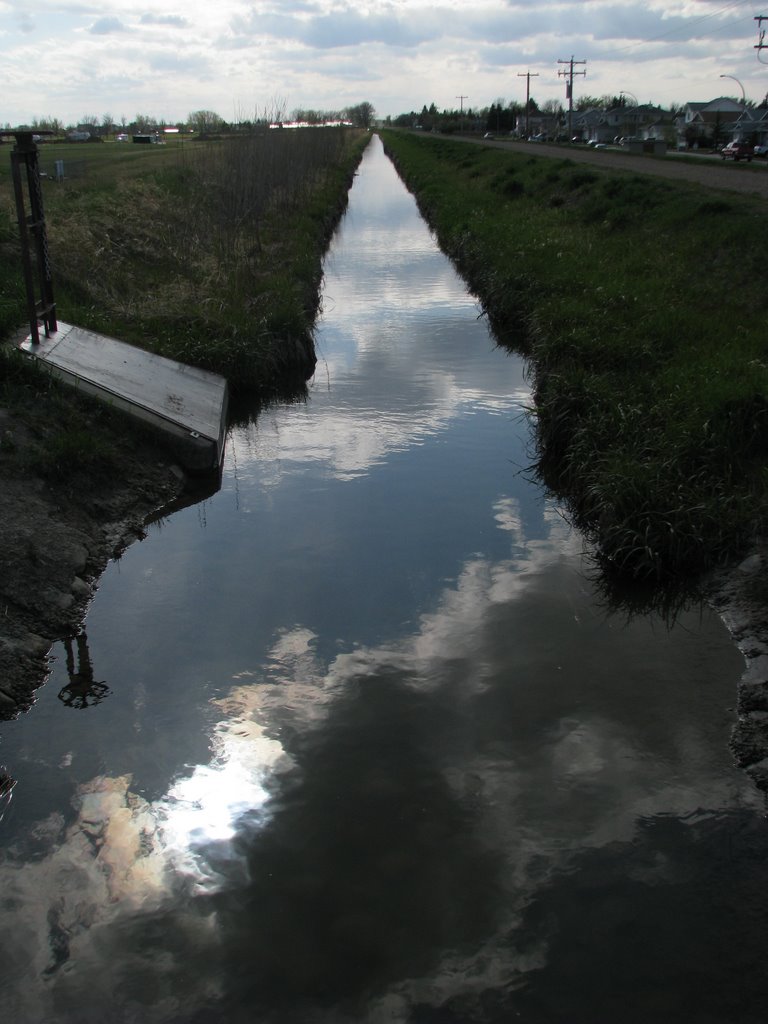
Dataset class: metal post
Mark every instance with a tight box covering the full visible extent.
[3,130,57,344]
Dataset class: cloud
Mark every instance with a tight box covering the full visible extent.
[15,10,35,32]
[0,0,764,132]
[89,15,126,34]
[147,49,213,76]
[139,12,189,28]
[230,3,450,50]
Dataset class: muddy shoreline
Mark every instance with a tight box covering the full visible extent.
[706,547,768,794]
[0,395,188,720]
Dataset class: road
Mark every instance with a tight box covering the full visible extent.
[461,135,768,199]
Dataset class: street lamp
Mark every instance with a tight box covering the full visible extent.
[719,74,746,103]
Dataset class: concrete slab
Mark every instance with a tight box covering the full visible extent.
[19,322,228,473]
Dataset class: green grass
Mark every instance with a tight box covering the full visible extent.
[381,129,768,580]
[0,130,369,395]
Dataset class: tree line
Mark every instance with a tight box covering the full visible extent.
[388,96,683,135]
[7,101,376,137]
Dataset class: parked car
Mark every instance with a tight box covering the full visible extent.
[753,144,768,157]
[721,141,754,162]
[483,132,495,140]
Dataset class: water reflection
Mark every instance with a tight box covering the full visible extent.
[0,497,761,1020]
[57,633,110,710]
[229,372,529,486]
[0,770,14,824]
[0,134,766,1022]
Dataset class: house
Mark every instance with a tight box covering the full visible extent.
[732,105,768,146]
[676,97,744,149]
[572,104,672,144]
[514,112,560,139]
[571,107,604,142]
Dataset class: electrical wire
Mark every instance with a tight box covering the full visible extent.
[597,0,756,58]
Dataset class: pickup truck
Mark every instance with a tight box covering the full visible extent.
[720,142,754,162]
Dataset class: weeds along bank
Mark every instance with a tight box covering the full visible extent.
[0,128,370,394]
[381,130,768,581]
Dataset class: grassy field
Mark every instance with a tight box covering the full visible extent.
[381,129,768,581]
[0,129,369,394]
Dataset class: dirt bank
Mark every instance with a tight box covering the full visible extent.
[706,548,768,794]
[0,370,188,719]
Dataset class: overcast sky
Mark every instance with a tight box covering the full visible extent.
[2,0,766,126]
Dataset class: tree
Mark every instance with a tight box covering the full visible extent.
[345,101,375,128]
[32,115,63,133]
[486,103,514,133]
[574,95,605,111]
[291,108,343,125]
[188,110,226,134]
[134,112,155,131]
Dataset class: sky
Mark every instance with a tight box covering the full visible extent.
[1,0,767,127]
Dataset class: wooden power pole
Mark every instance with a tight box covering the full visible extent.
[517,71,539,137]
[557,56,587,140]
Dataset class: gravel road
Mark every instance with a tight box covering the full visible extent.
[467,136,768,199]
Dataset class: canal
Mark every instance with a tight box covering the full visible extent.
[1,135,767,1023]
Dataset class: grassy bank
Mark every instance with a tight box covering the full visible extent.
[381,130,768,580]
[0,129,369,394]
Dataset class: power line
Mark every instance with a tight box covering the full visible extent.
[598,0,753,59]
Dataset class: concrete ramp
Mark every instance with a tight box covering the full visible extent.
[20,322,228,473]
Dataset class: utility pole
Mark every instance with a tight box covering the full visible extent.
[456,95,468,133]
[517,71,539,137]
[557,56,587,140]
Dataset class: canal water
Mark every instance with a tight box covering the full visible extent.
[2,135,768,1023]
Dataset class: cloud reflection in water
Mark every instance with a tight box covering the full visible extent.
[0,498,761,1022]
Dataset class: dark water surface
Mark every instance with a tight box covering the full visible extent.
[1,136,767,1023]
